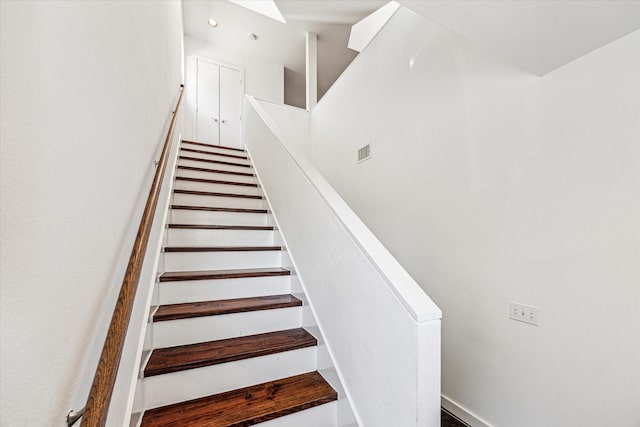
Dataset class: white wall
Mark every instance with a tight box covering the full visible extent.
[0,1,183,426]
[244,97,441,426]
[310,7,640,427]
[255,99,311,158]
[348,1,400,52]
[183,35,284,141]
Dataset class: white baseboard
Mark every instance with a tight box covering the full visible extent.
[441,395,494,427]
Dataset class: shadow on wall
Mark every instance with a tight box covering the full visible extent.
[284,67,306,109]
[284,24,359,111]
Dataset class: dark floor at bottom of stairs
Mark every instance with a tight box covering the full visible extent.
[442,407,471,427]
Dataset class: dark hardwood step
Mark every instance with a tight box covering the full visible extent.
[164,246,281,253]
[181,147,248,160]
[159,267,291,282]
[153,294,302,322]
[171,205,268,214]
[175,176,258,188]
[174,189,262,200]
[178,165,254,177]
[144,328,316,377]
[180,155,251,168]
[182,140,245,153]
[168,224,274,231]
[140,371,337,427]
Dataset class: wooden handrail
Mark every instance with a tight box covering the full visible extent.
[79,84,184,427]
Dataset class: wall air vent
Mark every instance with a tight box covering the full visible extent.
[357,144,371,163]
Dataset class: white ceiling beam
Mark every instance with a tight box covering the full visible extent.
[306,32,318,110]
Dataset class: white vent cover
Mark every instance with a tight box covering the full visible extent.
[357,144,371,163]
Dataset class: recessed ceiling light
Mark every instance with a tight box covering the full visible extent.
[207,18,218,28]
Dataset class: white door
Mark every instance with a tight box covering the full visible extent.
[195,59,220,145]
[219,66,242,148]
[195,59,243,147]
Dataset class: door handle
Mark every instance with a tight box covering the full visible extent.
[211,118,218,123]
[221,120,229,125]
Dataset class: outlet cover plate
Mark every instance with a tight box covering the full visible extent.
[509,302,539,326]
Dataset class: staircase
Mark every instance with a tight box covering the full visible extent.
[138,140,339,426]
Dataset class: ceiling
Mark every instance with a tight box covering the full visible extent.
[182,0,386,67]
[183,0,640,106]
[397,0,640,75]
[275,0,388,24]
[182,1,387,106]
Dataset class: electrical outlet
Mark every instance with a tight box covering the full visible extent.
[509,302,539,326]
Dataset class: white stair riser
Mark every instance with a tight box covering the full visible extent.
[176,168,256,184]
[180,150,251,165]
[174,180,259,196]
[158,276,291,305]
[178,158,252,174]
[182,143,245,156]
[153,307,302,348]
[169,209,268,226]
[257,401,338,427]
[172,193,264,210]
[166,228,274,246]
[143,347,317,409]
[163,250,281,271]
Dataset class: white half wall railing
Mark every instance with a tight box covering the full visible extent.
[243,95,442,427]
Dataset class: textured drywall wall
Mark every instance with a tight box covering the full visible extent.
[310,7,640,427]
[0,1,183,425]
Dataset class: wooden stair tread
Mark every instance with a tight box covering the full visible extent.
[164,246,281,253]
[174,189,262,199]
[159,267,291,282]
[178,165,254,177]
[144,328,316,377]
[182,140,245,152]
[140,371,337,427]
[168,224,274,231]
[171,205,268,214]
[176,176,258,187]
[153,294,302,322]
[180,156,251,168]
[181,147,248,160]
